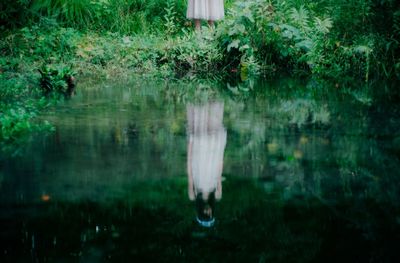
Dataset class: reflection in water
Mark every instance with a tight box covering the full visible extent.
[1,78,400,261]
[187,101,227,227]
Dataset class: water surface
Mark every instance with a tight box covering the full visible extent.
[1,77,399,262]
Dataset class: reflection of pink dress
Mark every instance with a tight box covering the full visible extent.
[187,102,227,193]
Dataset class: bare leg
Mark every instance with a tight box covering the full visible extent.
[208,20,215,28]
[195,19,201,31]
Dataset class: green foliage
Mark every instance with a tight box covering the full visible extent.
[217,1,330,75]
[216,0,392,80]
[163,0,178,36]
[216,1,264,78]
[2,0,397,79]
[0,0,31,29]
[0,75,30,105]
[0,74,53,145]
[1,22,81,61]
[25,0,187,33]
[165,30,223,74]
[1,0,398,153]
[309,0,400,79]
[30,0,102,27]
[0,107,36,142]
[0,57,19,73]
[324,0,373,40]
[39,64,75,95]
[2,0,397,84]
[107,0,188,34]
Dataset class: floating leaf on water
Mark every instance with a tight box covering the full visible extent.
[41,194,50,202]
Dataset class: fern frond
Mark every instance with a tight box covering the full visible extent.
[314,17,333,34]
[290,5,309,30]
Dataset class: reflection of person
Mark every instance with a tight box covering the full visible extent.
[187,101,227,227]
[187,0,225,31]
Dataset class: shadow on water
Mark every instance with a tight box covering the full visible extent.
[0,76,399,262]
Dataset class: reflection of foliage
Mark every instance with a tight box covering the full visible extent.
[2,75,399,261]
[222,77,400,209]
[280,99,330,127]
[3,75,399,221]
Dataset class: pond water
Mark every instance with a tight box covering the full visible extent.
[0,77,399,262]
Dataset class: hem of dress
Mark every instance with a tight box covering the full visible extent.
[187,15,224,21]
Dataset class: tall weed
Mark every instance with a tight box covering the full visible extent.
[30,0,97,27]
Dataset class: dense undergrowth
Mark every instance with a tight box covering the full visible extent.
[0,0,399,145]
[1,0,399,78]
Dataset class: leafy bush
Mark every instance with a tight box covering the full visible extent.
[1,0,398,84]
[165,30,223,74]
[0,74,52,145]
[0,107,36,141]
[217,1,332,75]
[0,0,31,29]
[0,75,30,104]
[218,0,394,81]
[1,23,81,62]
[216,1,262,77]
[39,64,76,96]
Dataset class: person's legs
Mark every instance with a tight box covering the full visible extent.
[194,20,215,31]
[195,19,201,31]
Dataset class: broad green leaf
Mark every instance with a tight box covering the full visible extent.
[227,39,240,51]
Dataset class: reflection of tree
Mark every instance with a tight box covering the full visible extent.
[222,79,399,205]
[2,79,190,202]
[280,99,330,127]
[223,89,334,189]
[3,76,398,207]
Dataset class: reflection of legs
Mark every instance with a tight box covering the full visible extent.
[204,205,212,217]
[187,105,195,134]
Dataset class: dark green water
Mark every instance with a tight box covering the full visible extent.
[1,77,400,262]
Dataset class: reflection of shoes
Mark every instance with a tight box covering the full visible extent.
[196,217,215,228]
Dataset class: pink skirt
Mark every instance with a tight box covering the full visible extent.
[187,0,224,21]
